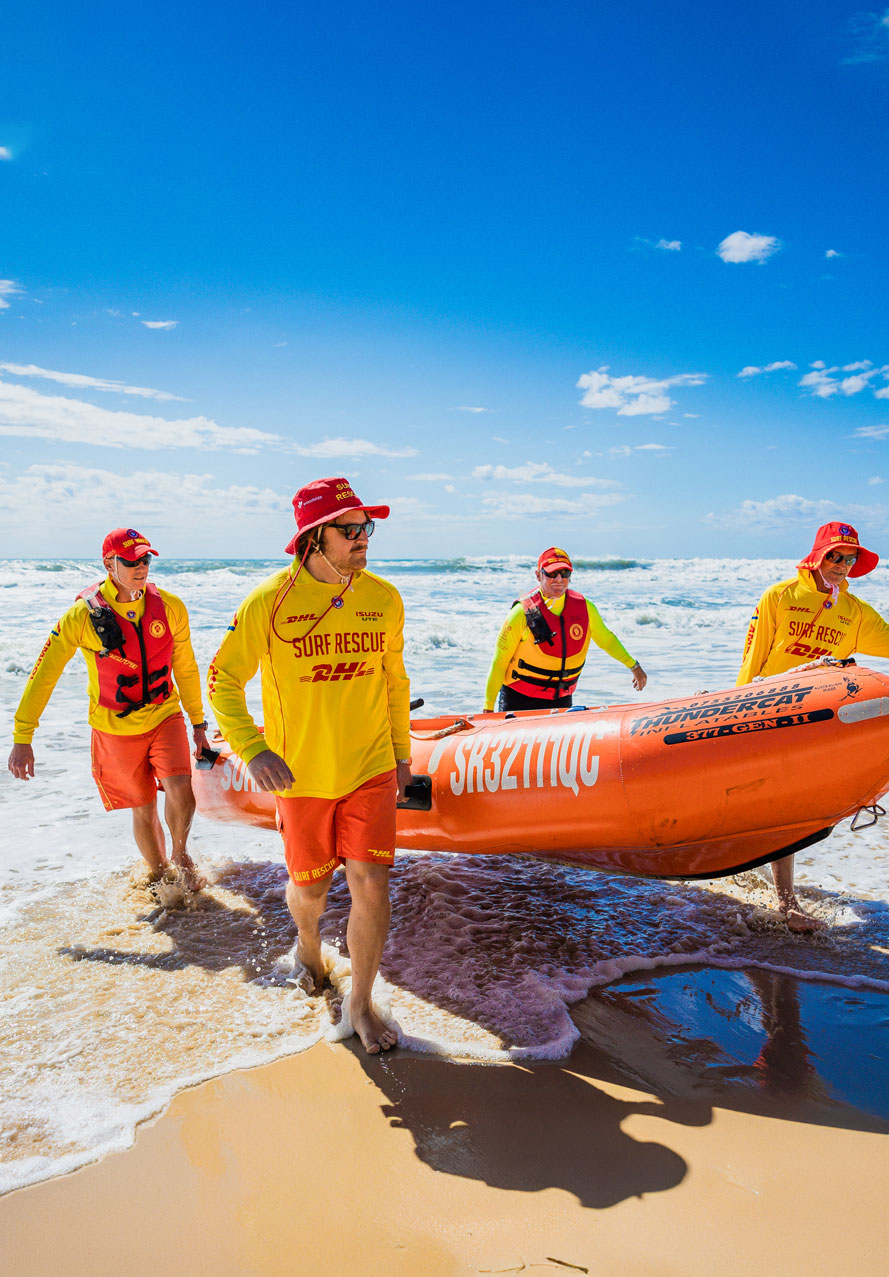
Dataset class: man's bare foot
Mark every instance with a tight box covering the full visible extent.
[351,1005,398,1055]
[295,936,326,995]
[779,897,826,934]
[171,852,206,893]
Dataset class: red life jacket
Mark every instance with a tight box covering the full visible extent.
[78,582,174,718]
[506,589,590,700]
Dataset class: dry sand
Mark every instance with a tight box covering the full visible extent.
[2,966,887,1277]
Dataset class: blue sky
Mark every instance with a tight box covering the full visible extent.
[2,0,889,559]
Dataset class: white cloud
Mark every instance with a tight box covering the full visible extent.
[709,493,837,529]
[292,437,418,458]
[717,231,781,264]
[0,279,24,309]
[633,237,681,252]
[800,363,888,399]
[0,380,287,452]
[472,461,616,488]
[481,491,624,518]
[841,373,877,395]
[0,362,186,402]
[0,463,289,541]
[799,369,840,398]
[844,8,889,62]
[868,476,885,485]
[141,320,178,330]
[444,483,456,493]
[737,361,797,378]
[406,472,455,481]
[851,425,889,440]
[609,443,672,457]
[825,249,842,259]
[0,380,417,457]
[491,435,509,444]
[577,366,706,416]
[456,405,491,413]
[0,147,11,161]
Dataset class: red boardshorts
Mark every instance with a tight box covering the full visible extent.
[275,768,397,885]
[90,713,192,811]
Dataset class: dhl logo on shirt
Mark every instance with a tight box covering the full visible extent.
[300,661,374,683]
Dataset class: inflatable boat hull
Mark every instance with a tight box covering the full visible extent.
[193,663,889,879]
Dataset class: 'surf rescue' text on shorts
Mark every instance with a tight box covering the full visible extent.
[275,768,397,883]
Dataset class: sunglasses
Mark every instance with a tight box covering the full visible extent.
[115,554,152,568]
[823,550,857,567]
[542,567,572,580]
[331,520,375,541]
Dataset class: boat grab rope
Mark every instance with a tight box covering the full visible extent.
[410,718,473,741]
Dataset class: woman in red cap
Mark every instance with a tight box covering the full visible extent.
[737,521,889,930]
[484,545,647,713]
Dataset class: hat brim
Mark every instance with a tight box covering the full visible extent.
[847,547,879,576]
[804,543,880,578]
[285,503,390,555]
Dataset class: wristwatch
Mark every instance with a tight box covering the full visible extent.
[396,757,412,765]
[193,720,208,731]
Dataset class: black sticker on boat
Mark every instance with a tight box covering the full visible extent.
[663,707,834,745]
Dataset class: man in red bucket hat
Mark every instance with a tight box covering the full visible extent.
[737,520,889,931]
[208,478,411,1054]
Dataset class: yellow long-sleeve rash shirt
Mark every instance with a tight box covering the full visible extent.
[737,569,889,686]
[13,577,205,743]
[483,592,636,710]
[207,563,411,800]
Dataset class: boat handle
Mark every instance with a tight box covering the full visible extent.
[410,717,474,740]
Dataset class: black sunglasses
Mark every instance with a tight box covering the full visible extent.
[823,550,857,567]
[116,554,152,568]
[331,520,375,541]
[542,567,572,580]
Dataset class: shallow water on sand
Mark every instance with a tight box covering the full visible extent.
[1,556,888,1192]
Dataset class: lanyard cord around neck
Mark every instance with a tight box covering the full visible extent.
[270,541,354,647]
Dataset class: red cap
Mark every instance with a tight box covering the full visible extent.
[102,528,158,559]
[285,477,390,555]
[537,545,574,573]
[797,521,879,578]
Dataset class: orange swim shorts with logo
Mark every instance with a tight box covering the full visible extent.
[90,713,192,811]
[275,768,397,885]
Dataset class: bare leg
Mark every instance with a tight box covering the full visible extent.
[130,800,168,878]
[285,875,333,992]
[159,775,205,891]
[343,860,397,1054]
[772,854,825,933]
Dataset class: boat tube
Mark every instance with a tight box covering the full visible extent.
[192,661,889,879]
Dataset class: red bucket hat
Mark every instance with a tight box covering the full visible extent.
[798,521,879,578]
[537,546,573,573]
[285,477,390,554]
[102,528,158,558]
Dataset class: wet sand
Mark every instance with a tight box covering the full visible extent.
[3,966,887,1276]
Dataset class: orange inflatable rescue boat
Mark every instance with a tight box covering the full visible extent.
[193,661,889,879]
